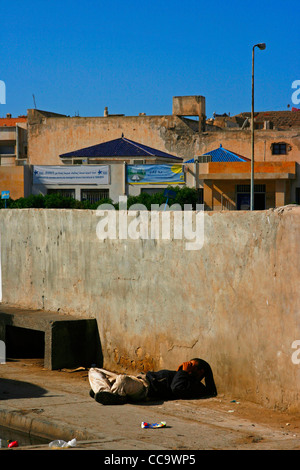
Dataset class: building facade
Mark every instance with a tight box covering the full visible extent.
[0,114,27,166]
[2,95,300,207]
[0,114,29,198]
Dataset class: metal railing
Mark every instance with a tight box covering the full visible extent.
[211,192,276,211]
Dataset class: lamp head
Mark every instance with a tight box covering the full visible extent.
[256,43,266,50]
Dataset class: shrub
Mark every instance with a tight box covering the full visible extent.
[0,187,199,210]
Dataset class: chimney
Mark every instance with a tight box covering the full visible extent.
[104,107,108,117]
[6,113,11,119]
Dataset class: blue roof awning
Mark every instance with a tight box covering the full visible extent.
[185,144,249,163]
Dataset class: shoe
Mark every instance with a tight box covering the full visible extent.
[94,391,127,405]
[89,389,95,399]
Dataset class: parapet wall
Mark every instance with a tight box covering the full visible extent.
[0,206,299,410]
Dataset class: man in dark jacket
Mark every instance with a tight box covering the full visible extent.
[89,358,217,405]
[146,358,217,401]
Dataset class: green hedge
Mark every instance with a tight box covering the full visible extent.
[0,194,113,210]
[0,186,200,210]
[118,186,200,210]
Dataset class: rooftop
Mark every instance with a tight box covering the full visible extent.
[60,136,182,160]
[236,109,300,129]
[185,144,250,163]
[0,115,27,127]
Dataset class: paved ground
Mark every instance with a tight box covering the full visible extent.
[0,359,299,451]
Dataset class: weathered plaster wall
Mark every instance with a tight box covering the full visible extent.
[28,112,194,165]
[27,109,300,165]
[194,128,300,163]
[0,207,299,410]
[172,95,206,117]
[0,166,25,199]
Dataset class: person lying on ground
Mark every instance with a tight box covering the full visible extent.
[88,358,217,405]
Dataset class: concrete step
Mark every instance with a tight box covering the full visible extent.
[0,304,102,370]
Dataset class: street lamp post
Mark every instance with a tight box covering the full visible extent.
[251,42,266,211]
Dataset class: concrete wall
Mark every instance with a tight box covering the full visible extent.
[196,129,300,163]
[27,109,300,165]
[172,95,206,117]
[0,207,299,411]
[28,111,190,166]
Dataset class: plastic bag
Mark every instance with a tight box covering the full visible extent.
[49,438,77,449]
[7,440,18,448]
[141,422,166,429]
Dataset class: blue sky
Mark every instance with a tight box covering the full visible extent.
[1,0,299,119]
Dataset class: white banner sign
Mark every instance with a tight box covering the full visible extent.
[33,165,110,185]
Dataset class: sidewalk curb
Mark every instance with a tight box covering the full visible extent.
[0,408,95,442]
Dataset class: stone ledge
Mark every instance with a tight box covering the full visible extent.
[0,305,101,370]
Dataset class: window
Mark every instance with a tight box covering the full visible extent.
[272,143,287,155]
[197,188,204,204]
[236,184,265,193]
[61,158,88,165]
[0,144,15,155]
[141,188,164,195]
[236,184,266,210]
[47,188,75,199]
[196,155,212,163]
[81,189,109,204]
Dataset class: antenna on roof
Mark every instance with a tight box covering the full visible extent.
[121,132,124,137]
[32,94,37,109]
